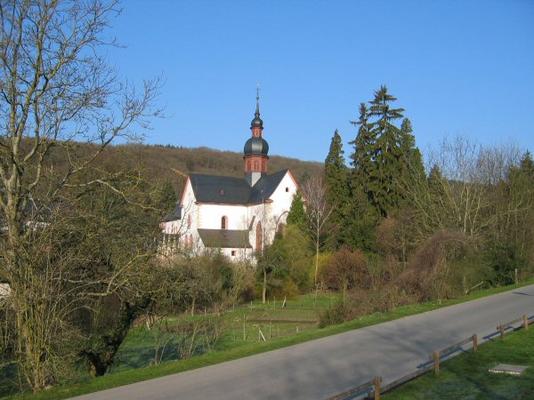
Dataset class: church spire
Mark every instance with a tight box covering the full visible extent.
[255,85,260,116]
[244,87,269,186]
[250,85,263,132]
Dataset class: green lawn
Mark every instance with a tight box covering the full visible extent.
[110,292,337,373]
[384,327,534,400]
[3,280,534,400]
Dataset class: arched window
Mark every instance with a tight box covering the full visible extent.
[187,214,192,228]
[255,222,263,255]
[221,216,228,230]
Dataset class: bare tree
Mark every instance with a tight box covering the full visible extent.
[404,137,517,243]
[301,175,333,291]
[0,0,159,391]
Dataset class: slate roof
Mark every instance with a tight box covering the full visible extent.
[197,229,252,248]
[189,169,289,205]
[162,204,182,222]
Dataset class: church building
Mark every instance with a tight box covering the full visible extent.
[161,95,299,261]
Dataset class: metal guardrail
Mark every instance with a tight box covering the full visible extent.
[325,313,533,400]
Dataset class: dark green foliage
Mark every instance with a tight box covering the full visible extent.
[324,130,349,247]
[399,118,425,187]
[486,243,525,286]
[367,86,405,216]
[343,86,424,249]
[286,192,307,232]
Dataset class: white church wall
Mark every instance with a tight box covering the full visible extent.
[196,203,249,230]
[248,171,299,252]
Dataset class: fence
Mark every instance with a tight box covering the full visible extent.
[326,313,533,400]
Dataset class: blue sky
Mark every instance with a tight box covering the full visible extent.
[107,0,534,162]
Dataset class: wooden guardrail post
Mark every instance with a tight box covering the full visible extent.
[498,324,505,339]
[523,315,529,330]
[472,334,478,352]
[432,351,440,375]
[373,376,382,400]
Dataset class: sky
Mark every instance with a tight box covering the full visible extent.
[106,0,534,162]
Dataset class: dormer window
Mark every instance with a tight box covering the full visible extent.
[221,216,228,230]
[219,189,225,196]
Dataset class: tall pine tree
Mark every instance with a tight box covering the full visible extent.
[368,85,405,217]
[344,103,380,250]
[324,130,349,247]
[399,118,425,189]
[349,103,375,191]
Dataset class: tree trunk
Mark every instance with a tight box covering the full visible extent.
[262,267,267,304]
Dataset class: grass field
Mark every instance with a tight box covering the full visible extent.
[3,280,533,400]
[384,327,534,399]
[110,292,337,373]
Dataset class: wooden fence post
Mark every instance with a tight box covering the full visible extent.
[498,324,505,339]
[433,351,440,375]
[523,315,529,330]
[373,376,382,400]
[472,334,478,352]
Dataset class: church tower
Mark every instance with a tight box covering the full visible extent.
[243,90,269,186]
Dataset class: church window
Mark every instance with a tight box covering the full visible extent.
[285,187,289,192]
[231,250,236,256]
[221,216,228,230]
[247,160,251,170]
[254,160,259,170]
[187,214,192,228]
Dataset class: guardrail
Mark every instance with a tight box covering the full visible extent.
[325,313,533,400]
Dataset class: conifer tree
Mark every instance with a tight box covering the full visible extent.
[324,130,349,246]
[286,191,307,231]
[344,103,380,250]
[518,151,534,177]
[399,118,425,186]
[349,103,374,191]
[368,85,405,216]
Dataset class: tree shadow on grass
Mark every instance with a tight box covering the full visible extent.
[0,363,22,398]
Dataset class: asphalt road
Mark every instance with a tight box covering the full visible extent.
[73,284,534,400]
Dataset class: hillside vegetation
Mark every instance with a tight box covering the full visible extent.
[100,144,323,194]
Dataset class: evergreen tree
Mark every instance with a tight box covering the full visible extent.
[368,85,405,217]
[349,103,375,187]
[518,151,534,177]
[399,118,425,186]
[324,130,349,246]
[286,192,307,231]
[344,103,380,250]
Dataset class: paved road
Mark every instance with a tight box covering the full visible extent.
[74,285,534,400]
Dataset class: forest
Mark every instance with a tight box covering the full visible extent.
[0,1,533,398]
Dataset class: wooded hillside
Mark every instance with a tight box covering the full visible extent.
[100,144,323,193]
